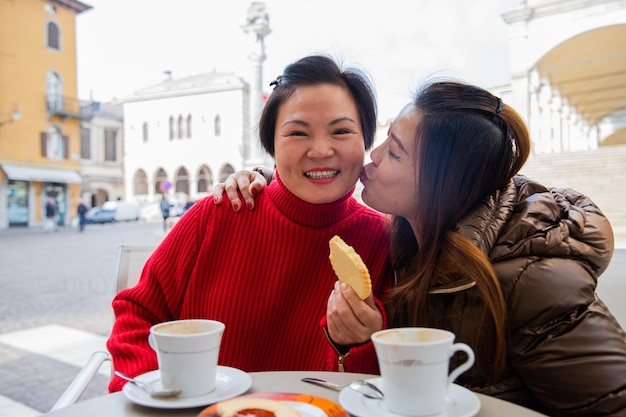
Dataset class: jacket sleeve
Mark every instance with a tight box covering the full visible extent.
[505,256,626,417]
[106,203,205,392]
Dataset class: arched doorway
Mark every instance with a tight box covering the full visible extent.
[154,168,168,195]
[219,164,235,183]
[175,166,189,195]
[133,169,148,197]
[197,165,213,195]
[92,189,109,207]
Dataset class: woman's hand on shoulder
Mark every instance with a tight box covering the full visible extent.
[212,169,268,211]
[326,281,382,346]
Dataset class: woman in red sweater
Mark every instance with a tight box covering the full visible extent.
[106,55,393,393]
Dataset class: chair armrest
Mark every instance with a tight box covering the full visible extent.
[49,351,111,412]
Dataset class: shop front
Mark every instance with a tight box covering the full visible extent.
[0,164,82,229]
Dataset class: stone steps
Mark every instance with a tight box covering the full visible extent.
[519,144,626,248]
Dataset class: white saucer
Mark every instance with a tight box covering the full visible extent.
[338,378,480,417]
[121,366,252,409]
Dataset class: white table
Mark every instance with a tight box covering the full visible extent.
[45,371,548,416]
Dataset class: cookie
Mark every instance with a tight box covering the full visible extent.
[329,235,372,300]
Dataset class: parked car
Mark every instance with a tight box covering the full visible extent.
[85,207,116,224]
[102,201,141,222]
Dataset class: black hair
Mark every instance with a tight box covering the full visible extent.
[258,55,377,156]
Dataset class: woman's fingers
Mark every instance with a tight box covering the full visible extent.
[327,281,382,345]
[212,170,266,211]
[212,183,226,204]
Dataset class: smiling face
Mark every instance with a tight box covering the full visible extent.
[360,103,419,220]
[273,83,365,204]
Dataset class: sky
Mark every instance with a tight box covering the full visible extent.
[76,0,514,121]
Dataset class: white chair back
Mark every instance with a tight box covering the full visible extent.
[50,244,157,412]
[116,244,157,292]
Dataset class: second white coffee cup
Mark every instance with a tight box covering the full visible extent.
[149,319,225,398]
[372,327,475,416]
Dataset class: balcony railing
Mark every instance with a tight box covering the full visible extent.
[46,95,93,121]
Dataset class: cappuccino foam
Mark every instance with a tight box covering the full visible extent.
[376,328,449,344]
[154,321,200,335]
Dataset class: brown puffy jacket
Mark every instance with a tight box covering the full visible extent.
[438,176,626,416]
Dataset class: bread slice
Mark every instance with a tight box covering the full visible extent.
[329,235,372,300]
[217,398,300,417]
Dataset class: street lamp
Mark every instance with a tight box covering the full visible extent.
[0,106,21,127]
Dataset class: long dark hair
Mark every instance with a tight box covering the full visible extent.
[385,81,531,381]
[258,55,378,156]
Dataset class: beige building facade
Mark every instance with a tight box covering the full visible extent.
[0,0,91,229]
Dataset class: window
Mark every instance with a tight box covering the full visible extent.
[214,115,221,137]
[6,181,29,226]
[154,168,168,194]
[104,129,117,161]
[142,122,149,142]
[175,167,189,195]
[46,21,60,51]
[177,115,183,139]
[80,127,91,159]
[186,114,192,138]
[219,164,235,183]
[169,116,175,140]
[46,71,62,112]
[41,125,67,160]
[133,170,148,195]
[197,166,213,194]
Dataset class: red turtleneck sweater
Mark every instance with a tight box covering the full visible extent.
[107,175,392,392]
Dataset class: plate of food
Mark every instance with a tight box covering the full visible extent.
[198,392,349,417]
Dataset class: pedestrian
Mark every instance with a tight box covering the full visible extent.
[159,194,170,231]
[106,55,393,393]
[182,198,195,215]
[216,80,626,416]
[77,201,88,232]
[44,197,57,232]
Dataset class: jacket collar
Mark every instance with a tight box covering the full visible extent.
[394,269,477,295]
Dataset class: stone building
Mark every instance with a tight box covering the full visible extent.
[79,101,125,208]
[121,71,250,217]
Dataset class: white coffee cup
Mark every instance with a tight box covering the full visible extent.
[371,327,475,416]
[148,319,225,398]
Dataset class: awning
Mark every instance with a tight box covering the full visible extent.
[1,164,82,184]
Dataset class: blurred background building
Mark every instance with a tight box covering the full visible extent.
[78,100,124,208]
[0,0,91,229]
[504,0,626,151]
[504,0,626,244]
[0,0,624,242]
[120,71,248,219]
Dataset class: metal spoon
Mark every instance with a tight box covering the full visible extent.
[301,377,384,400]
[115,371,181,398]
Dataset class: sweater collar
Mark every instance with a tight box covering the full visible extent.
[266,171,357,228]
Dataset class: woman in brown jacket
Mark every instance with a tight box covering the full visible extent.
[216,80,626,416]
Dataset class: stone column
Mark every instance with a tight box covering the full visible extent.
[242,2,273,169]
[528,69,541,153]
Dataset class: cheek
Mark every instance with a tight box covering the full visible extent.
[384,167,416,206]
[273,140,299,166]
[341,142,365,166]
